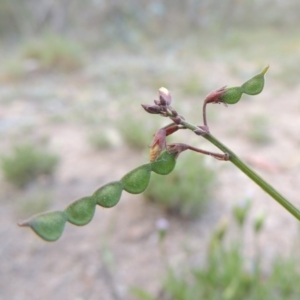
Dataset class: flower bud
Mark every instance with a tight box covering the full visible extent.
[166,143,188,159]
[93,181,123,208]
[141,104,163,114]
[65,196,96,226]
[158,87,172,106]
[121,163,152,194]
[220,86,243,104]
[241,65,269,95]
[149,128,166,162]
[205,86,226,104]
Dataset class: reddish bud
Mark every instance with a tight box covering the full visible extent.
[205,86,226,104]
[166,143,188,159]
[149,128,167,162]
[141,104,163,114]
[158,87,172,106]
[165,124,179,136]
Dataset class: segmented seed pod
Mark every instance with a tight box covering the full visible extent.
[220,87,243,104]
[241,66,269,95]
[65,196,96,226]
[151,151,177,175]
[121,163,152,194]
[93,181,123,208]
[19,211,68,242]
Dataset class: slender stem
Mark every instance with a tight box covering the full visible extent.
[179,119,300,221]
[203,101,208,127]
[187,145,228,160]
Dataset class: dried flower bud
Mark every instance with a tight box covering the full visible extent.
[141,104,163,114]
[165,124,179,136]
[167,143,188,159]
[205,86,227,104]
[149,128,166,162]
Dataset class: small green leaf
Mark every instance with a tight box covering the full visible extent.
[130,286,156,300]
[93,181,123,208]
[121,164,152,194]
[241,65,269,95]
[221,87,243,104]
[151,151,177,175]
[65,196,96,226]
[19,211,67,241]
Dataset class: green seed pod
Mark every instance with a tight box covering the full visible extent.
[121,164,152,194]
[151,151,177,175]
[19,211,67,241]
[241,65,269,95]
[65,196,96,226]
[220,87,243,104]
[93,181,123,208]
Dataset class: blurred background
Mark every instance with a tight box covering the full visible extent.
[1,0,300,299]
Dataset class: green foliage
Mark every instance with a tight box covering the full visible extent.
[1,144,59,188]
[134,206,300,300]
[163,246,254,300]
[0,58,25,81]
[130,287,156,300]
[1,35,84,80]
[21,35,84,71]
[145,154,216,218]
[162,248,300,300]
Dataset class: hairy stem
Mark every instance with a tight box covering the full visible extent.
[180,119,300,221]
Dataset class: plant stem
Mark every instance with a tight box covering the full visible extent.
[180,119,300,221]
